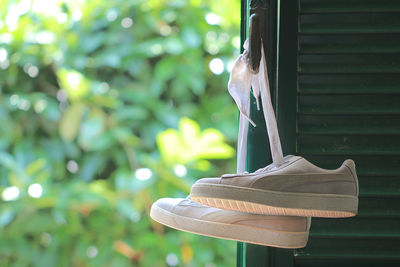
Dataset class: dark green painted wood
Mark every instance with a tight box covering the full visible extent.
[296,237,400,256]
[298,94,400,115]
[300,13,400,34]
[259,3,299,267]
[297,155,400,176]
[245,0,279,170]
[299,74,400,94]
[298,134,400,155]
[309,217,400,237]
[355,176,400,196]
[276,0,298,156]
[298,115,400,134]
[241,0,400,266]
[242,0,300,266]
[237,0,248,265]
[237,0,300,266]
[299,54,400,74]
[301,0,400,13]
[245,0,285,266]
[295,1,400,265]
[246,245,295,267]
[357,196,400,217]
[245,244,270,267]
[294,258,400,267]
[237,242,246,267]
[299,34,400,54]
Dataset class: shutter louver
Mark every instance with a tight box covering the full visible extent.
[295,0,400,266]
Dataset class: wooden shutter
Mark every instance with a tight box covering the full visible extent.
[295,0,400,266]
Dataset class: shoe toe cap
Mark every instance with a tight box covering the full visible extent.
[153,197,185,212]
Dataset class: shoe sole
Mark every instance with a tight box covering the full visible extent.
[190,184,358,218]
[150,203,309,249]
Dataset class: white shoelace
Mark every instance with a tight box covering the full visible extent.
[228,40,284,174]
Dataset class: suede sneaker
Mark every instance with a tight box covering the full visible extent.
[190,155,359,218]
[150,197,311,248]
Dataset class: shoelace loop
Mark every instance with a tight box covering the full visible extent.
[229,39,284,173]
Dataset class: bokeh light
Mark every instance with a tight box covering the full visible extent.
[28,183,43,198]
[121,17,133,28]
[209,58,225,75]
[135,168,152,181]
[205,13,221,25]
[2,186,20,201]
[173,164,187,177]
[166,253,179,266]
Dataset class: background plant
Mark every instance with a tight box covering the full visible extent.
[0,0,240,266]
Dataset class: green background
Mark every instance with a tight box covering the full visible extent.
[0,0,243,266]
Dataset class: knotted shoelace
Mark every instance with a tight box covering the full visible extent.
[228,40,284,174]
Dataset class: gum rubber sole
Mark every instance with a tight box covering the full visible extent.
[150,204,309,249]
[190,184,358,218]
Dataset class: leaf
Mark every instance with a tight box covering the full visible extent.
[114,169,154,193]
[156,128,183,165]
[79,154,107,182]
[81,33,106,53]
[24,158,46,176]
[59,102,85,141]
[116,199,140,221]
[93,52,121,68]
[25,158,50,183]
[111,127,140,146]
[156,117,234,165]
[0,152,15,170]
[195,128,235,159]
[180,117,200,148]
[194,144,235,159]
[193,160,211,171]
[181,27,202,48]
[150,57,178,97]
[90,95,119,109]
[0,209,14,227]
[114,106,149,122]
[163,37,185,55]
[56,69,91,101]
[78,111,112,151]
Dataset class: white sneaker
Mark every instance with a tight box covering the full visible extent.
[150,197,311,248]
[190,155,359,218]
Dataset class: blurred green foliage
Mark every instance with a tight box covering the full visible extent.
[0,0,241,266]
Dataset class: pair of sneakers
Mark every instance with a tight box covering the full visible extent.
[150,42,359,248]
[151,155,358,248]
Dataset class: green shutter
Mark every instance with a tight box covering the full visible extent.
[295,0,400,266]
[238,0,400,265]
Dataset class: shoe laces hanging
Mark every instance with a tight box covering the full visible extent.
[228,39,284,174]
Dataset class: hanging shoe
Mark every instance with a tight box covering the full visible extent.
[190,155,359,218]
[150,197,311,248]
